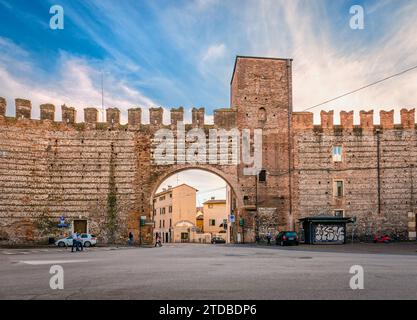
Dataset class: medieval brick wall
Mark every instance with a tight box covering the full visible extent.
[292,110,417,240]
[0,114,142,243]
[0,56,416,244]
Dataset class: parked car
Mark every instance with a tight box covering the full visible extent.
[276,231,299,246]
[55,233,97,247]
[211,236,226,244]
[373,235,392,243]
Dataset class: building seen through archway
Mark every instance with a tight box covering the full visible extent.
[152,169,236,244]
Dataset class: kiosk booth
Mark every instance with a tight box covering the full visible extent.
[299,216,354,245]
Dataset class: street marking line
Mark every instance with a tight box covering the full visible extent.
[19,260,90,265]
[2,251,16,255]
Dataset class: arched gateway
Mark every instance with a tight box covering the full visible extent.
[4,56,413,244]
[140,56,295,244]
[0,56,295,244]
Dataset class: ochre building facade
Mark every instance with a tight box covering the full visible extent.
[0,56,416,244]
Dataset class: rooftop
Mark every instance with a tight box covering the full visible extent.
[154,183,198,197]
[203,199,226,205]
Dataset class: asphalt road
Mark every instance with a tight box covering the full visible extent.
[0,244,416,300]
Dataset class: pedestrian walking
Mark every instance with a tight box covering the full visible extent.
[77,233,84,251]
[155,233,162,247]
[71,232,78,252]
[128,232,134,246]
[266,232,272,245]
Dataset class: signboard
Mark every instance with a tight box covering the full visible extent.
[229,215,235,223]
[239,218,244,227]
[140,216,146,226]
[57,216,69,228]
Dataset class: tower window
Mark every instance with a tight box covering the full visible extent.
[258,107,267,123]
[332,146,343,162]
[334,180,344,197]
[258,169,266,182]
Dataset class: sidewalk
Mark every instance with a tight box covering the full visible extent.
[0,243,154,250]
[240,242,417,256]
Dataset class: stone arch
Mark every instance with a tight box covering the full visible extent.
[149,164,244,210]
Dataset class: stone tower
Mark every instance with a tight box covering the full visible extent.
[231,56,294,237]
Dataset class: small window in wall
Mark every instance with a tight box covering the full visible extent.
[163,220,165,228]
[210,219,216,226]
[334,180,344,197]
[332,146,343,162]
[334,210,344,217]
[208,204,213,209]
[258,169,266,182]
[169,206,172,213]
[258,107,267,123]
[243,195,249,205]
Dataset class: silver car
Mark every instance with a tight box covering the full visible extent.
[55,233,97,248]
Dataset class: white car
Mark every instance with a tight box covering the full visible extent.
[55,233,97,248]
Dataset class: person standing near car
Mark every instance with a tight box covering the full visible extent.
[71,231,78,252]
[77,233,83,251]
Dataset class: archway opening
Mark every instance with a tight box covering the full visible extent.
[151,169,237,244]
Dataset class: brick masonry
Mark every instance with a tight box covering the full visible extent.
[0,56,416,244]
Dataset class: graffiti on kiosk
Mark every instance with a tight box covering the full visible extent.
[315,224,345,242]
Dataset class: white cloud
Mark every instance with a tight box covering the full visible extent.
[0,39,158,124]
[202,43,226,63]
[238,0,417,124]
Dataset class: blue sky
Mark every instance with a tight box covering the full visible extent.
[1,0,417,124]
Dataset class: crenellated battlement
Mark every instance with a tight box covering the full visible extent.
[0,97,237,130]
[292,109,416,131]
[1,97,416,132]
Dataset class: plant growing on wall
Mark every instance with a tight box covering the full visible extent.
[106,142,117,243]
[35,212,58,237]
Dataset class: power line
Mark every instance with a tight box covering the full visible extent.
[197,186,227,195]
[301,63,417,112]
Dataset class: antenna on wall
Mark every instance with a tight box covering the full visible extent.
[101,71,105,122]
